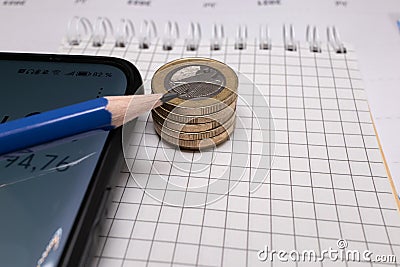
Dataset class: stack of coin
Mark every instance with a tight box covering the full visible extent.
[151,58,238,150]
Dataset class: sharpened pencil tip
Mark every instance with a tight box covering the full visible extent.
[160,91,179,103]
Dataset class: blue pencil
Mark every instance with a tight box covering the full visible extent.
[0,92,178,155]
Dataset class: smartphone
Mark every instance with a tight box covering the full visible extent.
[0,53,142,267]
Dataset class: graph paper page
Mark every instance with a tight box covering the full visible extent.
[59,36,400,266]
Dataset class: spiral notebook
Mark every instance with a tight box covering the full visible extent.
[60,18,400,267]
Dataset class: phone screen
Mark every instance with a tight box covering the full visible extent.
[0,57,130,267]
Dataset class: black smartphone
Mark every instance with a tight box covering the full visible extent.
[0,53,142,267]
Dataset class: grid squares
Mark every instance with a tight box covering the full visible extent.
[60,38,400,267]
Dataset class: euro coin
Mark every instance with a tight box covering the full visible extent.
[151,58,238,116]
[151,57,238,150]
[153,95,237,125]
[152,109,234,132]
[153,114,236,141]
[153,120,235,150]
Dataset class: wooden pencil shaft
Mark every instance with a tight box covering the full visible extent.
[107,93,163,127]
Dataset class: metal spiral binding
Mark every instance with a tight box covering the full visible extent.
[210,24,224,51]
[327,26,347,54]
[162,21,179,51]
[92,17,113,47]
[259,25,271,50]
[186,22,201,51]
[283,24,297,51]
[66,16,93,46]
[66,19,348,54]
[234,25,247,50]
[115,18,135,48]
[138,20,157,49]
[306,25,321,53]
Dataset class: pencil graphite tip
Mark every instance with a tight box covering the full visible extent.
[160,91,179,103]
